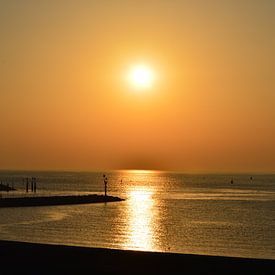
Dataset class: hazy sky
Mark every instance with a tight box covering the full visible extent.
[0,0,274,172]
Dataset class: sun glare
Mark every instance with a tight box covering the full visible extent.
[128,64,155,89]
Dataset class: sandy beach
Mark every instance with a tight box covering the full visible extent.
[0,240,274,274]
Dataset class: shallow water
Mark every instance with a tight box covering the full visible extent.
[0,171,274,259]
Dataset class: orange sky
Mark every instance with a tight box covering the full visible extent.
[0,1,274,172]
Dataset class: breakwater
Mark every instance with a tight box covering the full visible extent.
[0,194,124,208]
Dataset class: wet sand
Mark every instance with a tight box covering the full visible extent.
[0,194,124,208]
[0,240,274,274]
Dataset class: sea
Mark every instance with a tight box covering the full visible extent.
[0,170,274,260]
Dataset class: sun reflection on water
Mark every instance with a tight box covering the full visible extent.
[124,189,155,251]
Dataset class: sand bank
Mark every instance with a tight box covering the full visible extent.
[0,240,274,274]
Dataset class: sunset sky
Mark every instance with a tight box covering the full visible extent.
[0,0,274,172]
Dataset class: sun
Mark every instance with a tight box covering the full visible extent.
[128,64,155,89]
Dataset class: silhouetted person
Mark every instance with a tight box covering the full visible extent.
[231,179,233,184]
[103,175,108,196]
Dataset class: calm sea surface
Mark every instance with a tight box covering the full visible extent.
[0,171,274,259]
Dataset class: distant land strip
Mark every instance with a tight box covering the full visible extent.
[0,194,124,208]
[0,183,16,191]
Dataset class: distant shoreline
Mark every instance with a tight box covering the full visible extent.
[0,183,16,191]
[0,240,274,274]
[0,194,124,208]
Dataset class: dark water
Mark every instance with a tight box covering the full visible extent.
[0,170,274,259]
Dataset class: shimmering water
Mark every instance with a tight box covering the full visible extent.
[0,171,274,259]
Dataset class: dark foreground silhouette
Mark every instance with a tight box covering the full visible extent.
[0,194,123,208]
[0,240,274,275]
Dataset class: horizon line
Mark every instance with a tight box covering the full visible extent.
[0,168,274,175]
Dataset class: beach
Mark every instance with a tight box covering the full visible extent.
[0,172,274,274]
[1,0,274,273]
[0,240,274,274]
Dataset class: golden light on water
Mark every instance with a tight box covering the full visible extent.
[130,190,152,201]
[125,189,154,251]
[125,169,159,174]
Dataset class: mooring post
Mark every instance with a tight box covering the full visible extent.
[34,178,37,193]
[26,178,29,193]
[31,178,34,192]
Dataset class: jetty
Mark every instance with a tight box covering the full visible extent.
[0,194,124,208]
